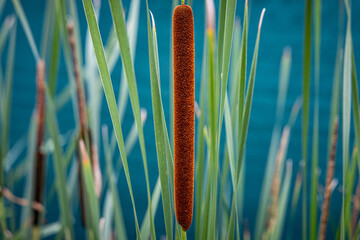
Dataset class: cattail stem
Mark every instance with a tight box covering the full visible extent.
[67,20,101,227]
[67,21,89,227]
[33,60,46,226]
[319,116,339,240]
[67,21,87,137]
[265,126,290,236]
[173,4,195,231]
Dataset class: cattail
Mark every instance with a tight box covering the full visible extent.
[33,60,46,226]
[173,3,195,231]
[265,126,290,235]
[67,21,103,226]
[319,116,339,240]
[67,21,87,226]
[67,21,87,136]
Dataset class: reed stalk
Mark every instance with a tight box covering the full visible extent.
[265,126,290,237]
[33,60,46,227]
[319,116,339,240]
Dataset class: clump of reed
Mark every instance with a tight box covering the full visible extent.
[0,0,359,239]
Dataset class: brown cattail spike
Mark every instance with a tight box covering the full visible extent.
[319,116,339,240]
[33,60,46,226]
[173,4,195,231]
[67,20,88,227]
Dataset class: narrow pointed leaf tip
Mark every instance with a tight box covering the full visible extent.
[79,139,90,166]
[149,10,156,32]
[206,0,215,31]
[141,108,147,123]
[258,9,266,32]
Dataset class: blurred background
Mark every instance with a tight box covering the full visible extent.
[1,0,360,238]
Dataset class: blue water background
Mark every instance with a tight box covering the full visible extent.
[2,0,360,239]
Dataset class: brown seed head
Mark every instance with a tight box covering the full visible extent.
[173,4,195,231]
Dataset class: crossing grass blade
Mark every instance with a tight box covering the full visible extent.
[107,0,156,237]
[255,47,291,240]
[351,46,359,239]
[116,0,140,124]
[45,84,74,238]
[0,15,15,54]
[109,0,141,168]
[1,21,16,172]
[195,24,207,240]
[79,140,100,239]
[0,24,17,234]
[237,0,248,157]
[216,0,227,78]
[217,0,237,151]
[273,161,293,240]
[310,0,321,237]
[48,17,60,97]
[19,114,37,227]
[102,126,127,240]
[228,9,265,240]
[342,0,352,238]
[53,0,80,123]
[11,0,39,61]
[146,4,173,239]
[224,93,236,188]
[82,0,142,238]
[140,177,161,239]
[40,0,53,59]
[237,9,265,183]
[302,0,313,238]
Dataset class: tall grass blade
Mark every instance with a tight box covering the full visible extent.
[108,0,156,237]
[55,0,80,123]
[350,46,360,240]
[11,0,40,61]
[82,0,142,237]
[195,23,207,240]
[0,15,15,54]
[116,0,140,124]
[79,140,100,239]
[302,0,313,238]
[273,161,293,240]
[217,0,236,150]
[45,85,74,238]
[48,18,60,97]
[20,114,37,227]
[310,0,321,238]
[237,0,248,157]
[228,9,265,240]
[216,0,227,79]
[237,8,265,182]
[342,0,352,238]
[146,5,173,239]
[1,21,16,170]
[40,0,53,59]
[108,0,140,154]
[255,47,291,240]
[140,177,161,239]
[102,125,127,240]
